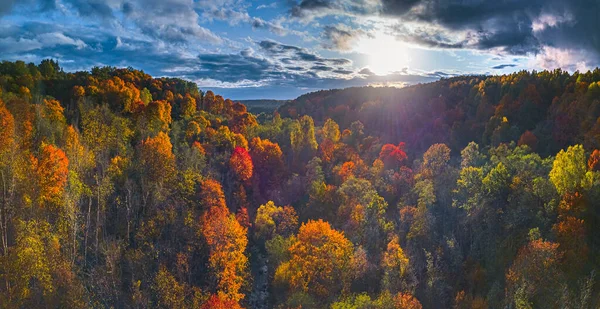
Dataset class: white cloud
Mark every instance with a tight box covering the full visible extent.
[532,13,573,32]
[532,46,590,72]
[38,32,88,49]
[257,3,277,10]
[0,37,42,53]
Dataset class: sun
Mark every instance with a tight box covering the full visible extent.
[356,32,411,75]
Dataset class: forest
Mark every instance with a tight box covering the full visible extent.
[0,59,599,309]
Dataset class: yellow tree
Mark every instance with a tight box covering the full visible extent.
[201,206,248,302]
[275,219,353,299]
[180,94,196,119]
[0,101,15,255]
[549,144,591,197]
[254,201,298,241]
[322,118,341,143]
[382,236,410,292]
[138,132,176,207]
[154,265,186,308]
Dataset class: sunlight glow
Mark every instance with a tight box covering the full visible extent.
[356,32,411,75]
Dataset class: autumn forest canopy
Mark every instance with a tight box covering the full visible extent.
[2,59,600,308]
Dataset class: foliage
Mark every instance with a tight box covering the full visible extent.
[0,60,599,308]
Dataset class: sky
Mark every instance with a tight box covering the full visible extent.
[0,1,599,99]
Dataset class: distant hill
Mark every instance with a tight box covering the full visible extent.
[237,99,289,114]
[278,70,600,156]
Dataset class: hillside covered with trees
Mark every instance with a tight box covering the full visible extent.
[0,60,600,308]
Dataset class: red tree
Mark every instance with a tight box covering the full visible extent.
[229,147,253,182]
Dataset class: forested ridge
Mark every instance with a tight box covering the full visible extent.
[0,59,600,308]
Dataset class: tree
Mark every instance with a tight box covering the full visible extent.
[201,206,248,302]
[146,100,172,134]
[138,132,176,205]
[180,94,196,118]
[0,101,15,256]
[250,137,284,199]
[35,143,69,208]
[3,220,55,306]
[518,130,538,151]
[588,149,600,171]
[138,133,175,179]
[553,216,588,274]
[199,179,227,209]
[274,219,353,300]
[0,101,14,156]
[290,115,318,161]
[453,166,484,213]
[322,118,341,143]
[200,294,243,309]
[421,143,451,178]
[506,239,563,307]
[39,99,67,144]
[379,142,408,170]
[229,147,253,182]
[549,145,590,196]
[254,201,298,241]
[382,236,410,293]
[155,265,185,309]
[230,112,258,135]
[460,142,485,168]
[394,292,423,309]
[203,90,215,111]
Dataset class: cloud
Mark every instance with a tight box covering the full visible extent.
[259,39,351,65]
[289,0,600,68]
[0,0,18,16]
[289,0,380,20]
[0,37,43,53]
[321,24,370,51]
[65,0,114,19]
[257,3,277,10]
[38,32,87,49]
[122,0,222,44]
[491,64,517,70]
[358,67,375,76]
[311,65,333,71]
[533,46,590,72]
[198,3,306,38]
[194,51,280,83]
[0,30,87,54]
[532,13,573,32]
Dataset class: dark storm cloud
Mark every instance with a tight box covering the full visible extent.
[492,64,517,69]
[289,0,600,65]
